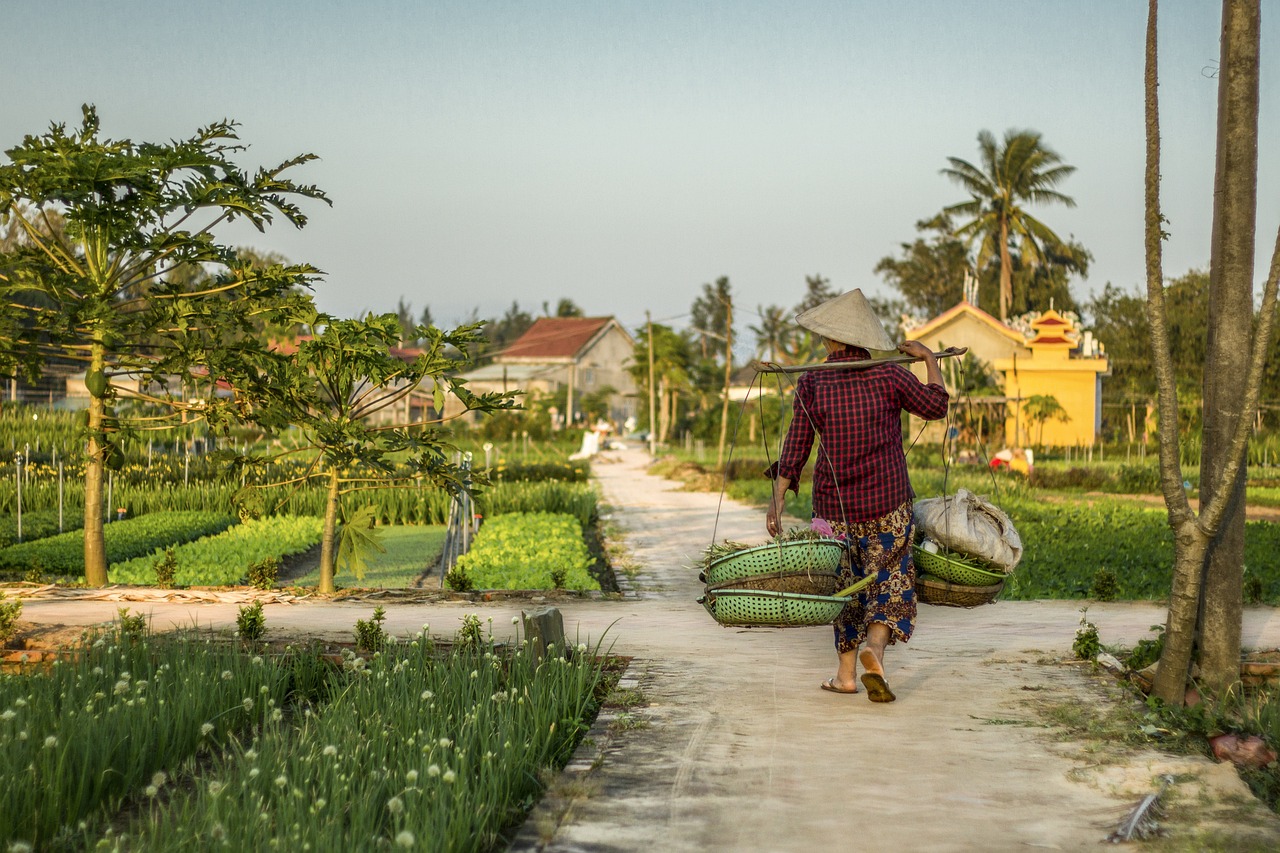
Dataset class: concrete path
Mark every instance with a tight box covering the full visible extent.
[12,446,1280,851]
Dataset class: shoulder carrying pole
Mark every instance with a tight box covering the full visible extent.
[753,346,967,375]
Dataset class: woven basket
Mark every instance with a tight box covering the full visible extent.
[703,539,845,586]
[916,573,1004,608]
[912,546,1007,586]
[699,588,850,628]
[706,571,841,597]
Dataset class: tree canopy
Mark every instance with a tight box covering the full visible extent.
[942,129,1079,321]
[0,105,328,585]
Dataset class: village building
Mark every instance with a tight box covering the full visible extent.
[451,316,639,427]
[903,302,1109,447]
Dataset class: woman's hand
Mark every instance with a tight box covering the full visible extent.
[767,476,792,537]
[897,340,932,359]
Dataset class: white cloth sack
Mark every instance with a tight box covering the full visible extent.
[913,489,1022,572]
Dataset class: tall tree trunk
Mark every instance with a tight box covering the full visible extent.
[1198,0,1260,692]
[318,467,340,594]
[1145,0,1204,704]
[716,295,733,470]
[1148,0,1280,704]
[83,343,108,587]
[999,217,1012,321]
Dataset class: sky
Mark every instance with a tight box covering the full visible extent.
[4,1,1278,354]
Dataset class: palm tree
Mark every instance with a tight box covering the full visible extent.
[749,304,794,363]
[942,129,1077,321]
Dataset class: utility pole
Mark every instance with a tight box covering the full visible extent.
[646,310,657,457]
[716,293,733,470]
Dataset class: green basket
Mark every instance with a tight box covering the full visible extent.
[912,546,1007,586]
[703,538,845,586]
[698,588,849,628]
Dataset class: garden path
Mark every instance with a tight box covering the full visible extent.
[14,445,1280,851]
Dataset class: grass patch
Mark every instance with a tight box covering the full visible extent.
[292,525,447,589]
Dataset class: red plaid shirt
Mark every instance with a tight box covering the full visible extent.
[770,348,949,523]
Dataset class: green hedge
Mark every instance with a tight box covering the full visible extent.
[0,511,236,576]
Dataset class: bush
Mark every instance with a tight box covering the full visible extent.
[246,556,280,590]
[1091,567,1119,601]
[354,606,388,652]
[236,600,266,643]
[152,549,178,589]
[0,597,21,644]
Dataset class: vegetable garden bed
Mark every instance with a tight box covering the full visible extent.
[0,619,613,852]
[0,512,237,578]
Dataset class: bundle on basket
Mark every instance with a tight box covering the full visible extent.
[695,530,873,628]
[912,489,1021,608]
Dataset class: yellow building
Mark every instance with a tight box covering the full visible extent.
[991,309,1109,447]
[905,302,1109,447]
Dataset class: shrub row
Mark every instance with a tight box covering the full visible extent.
[109,516,324,587]
[0,512,236,576]
[452,512,599,591]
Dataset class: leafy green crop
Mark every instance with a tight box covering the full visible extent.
[454,512,599,591]
[109,516,323,587]
[0,512,236,576]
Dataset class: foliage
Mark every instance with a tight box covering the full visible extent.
[1125,625,1166,671]
[336,505,385,582]
[0,508,84,548]
[108,516,320,587]
[1023,394,1070,447]
[115,607,147,641]
[0,597,20,644]
[942,128,1081,320]
[1090,567,1119,601]
[444,564,475,592]
[1073,609,1101,660]
[489,460,589,483]
[0,106,327,586]
[353,606,388,653]
[231,309,516,592]
[0,511,236,577]
[152,548,177,589]
[0,629,301,848]
[246,556,280,590]
[454,512,599,591]
[875,213,973,318]
[236,600,266,643]
[290,525,446,589]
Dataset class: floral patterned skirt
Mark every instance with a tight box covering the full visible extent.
[824,501,916,653]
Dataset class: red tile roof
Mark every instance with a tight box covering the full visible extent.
[498,317,613,360]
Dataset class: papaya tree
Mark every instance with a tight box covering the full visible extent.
[0,105,327,585]
[231,310,516,593]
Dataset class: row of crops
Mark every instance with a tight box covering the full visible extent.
[447,513,600,592]
[0,410,602,588]
[0,621,609,850]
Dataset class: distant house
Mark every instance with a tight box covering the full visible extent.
[452,316,638,426]
[904,301,1109,446]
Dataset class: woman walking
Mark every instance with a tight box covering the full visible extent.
[765,289,948,702]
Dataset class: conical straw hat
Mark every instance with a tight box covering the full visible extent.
[794,289,896,351]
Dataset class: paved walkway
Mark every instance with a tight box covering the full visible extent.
[13,446,1280,851]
